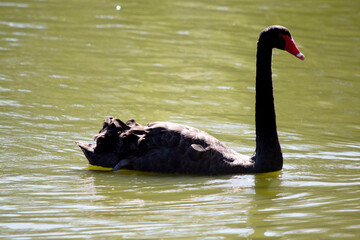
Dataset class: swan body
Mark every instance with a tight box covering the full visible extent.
[77,118,254,174]
[76,25,304,174]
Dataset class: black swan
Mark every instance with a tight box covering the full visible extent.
[76,25,304,174]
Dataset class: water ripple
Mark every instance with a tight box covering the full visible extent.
[0,21,46,29]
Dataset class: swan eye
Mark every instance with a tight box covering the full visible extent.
[279,34,289,41]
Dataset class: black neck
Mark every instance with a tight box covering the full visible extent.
[254,43,283,172]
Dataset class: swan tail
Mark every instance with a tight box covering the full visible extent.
[77,117,148,168]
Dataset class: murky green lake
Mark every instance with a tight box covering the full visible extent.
[1,0,359,239]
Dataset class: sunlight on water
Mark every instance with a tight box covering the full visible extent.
[0,0,359,239]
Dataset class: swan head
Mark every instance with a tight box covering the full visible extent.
[259,25,305,60]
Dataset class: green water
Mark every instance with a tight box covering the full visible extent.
[1,0,359,239]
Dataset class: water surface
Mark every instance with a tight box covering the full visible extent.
[1,0,359,239]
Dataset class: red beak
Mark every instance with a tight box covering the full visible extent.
[281,35,305,60]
